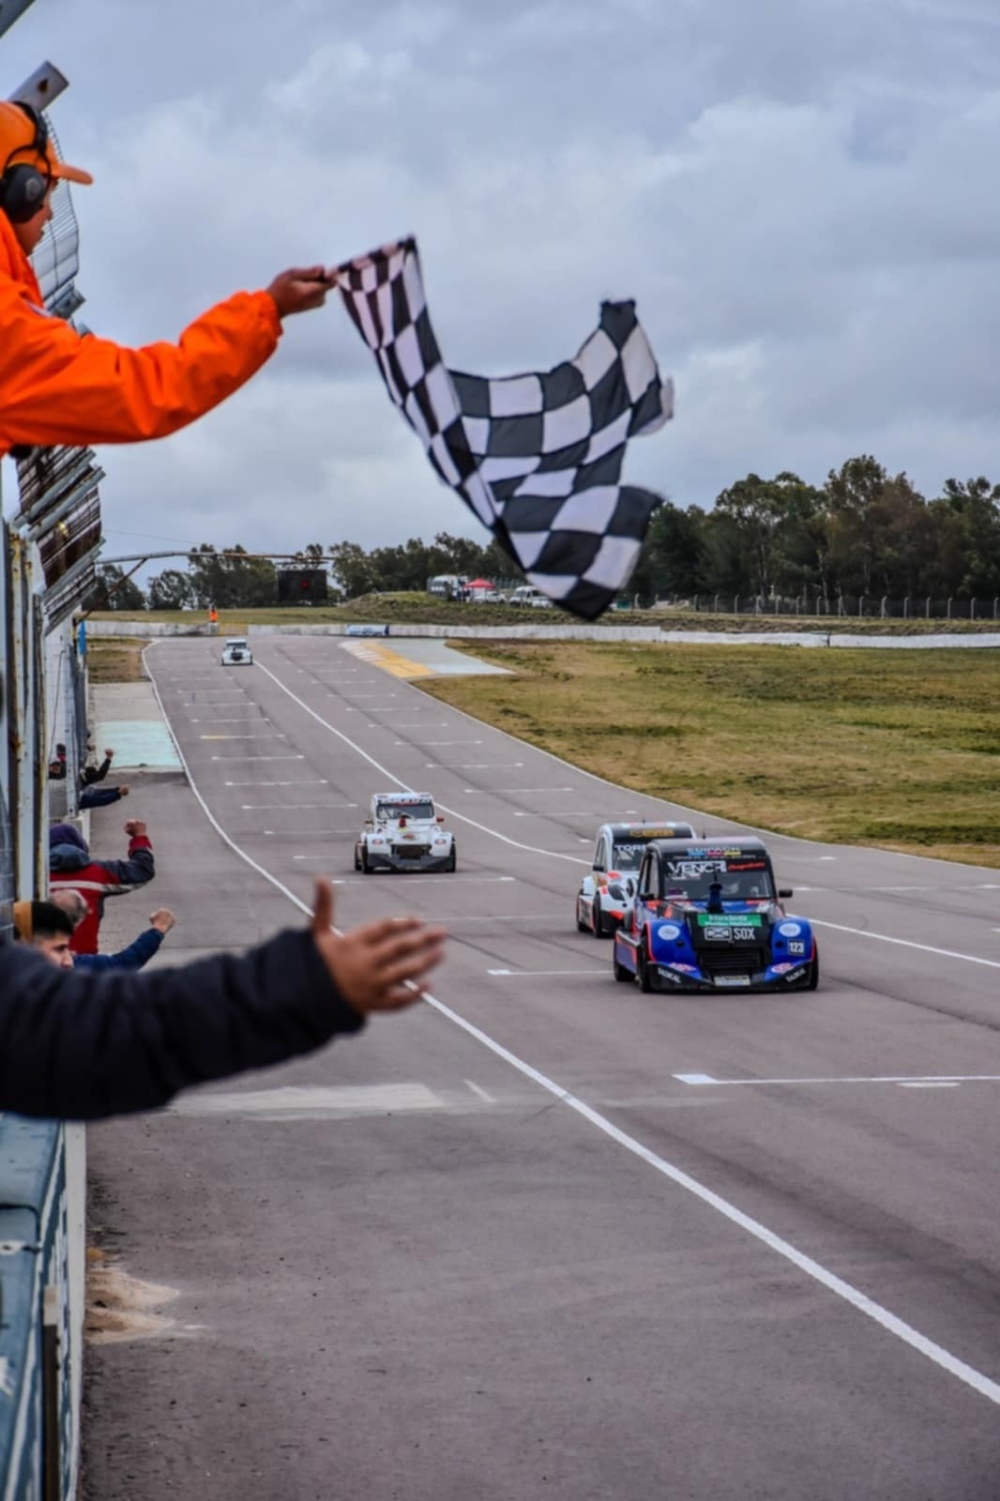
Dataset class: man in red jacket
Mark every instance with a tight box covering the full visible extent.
[48,818,155,955]
[0,98,334,455]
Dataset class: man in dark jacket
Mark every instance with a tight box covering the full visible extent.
[50,888,175,970]
[0,878,444,1121]
[49,818,155,954]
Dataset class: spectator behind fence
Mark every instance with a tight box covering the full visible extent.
[80,782,130,811]
[49,888,175,971]
[49,819,154,955]
[0,101,336,459]
[81,747,114,786]
[12,900,75,969]
[0,880,444,1121]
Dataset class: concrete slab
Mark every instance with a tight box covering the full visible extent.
[92,682,182,772]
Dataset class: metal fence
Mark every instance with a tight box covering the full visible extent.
[652,593,1000,621]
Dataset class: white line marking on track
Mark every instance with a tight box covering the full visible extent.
[465,1080,495,1103]
[225,780,328,787]
[146,643,1000,1414]
[673,1073,1000,1087]
[896,1082,960,1089]
[487,968,606,977]
[211,754,304,762]
[241,803,355,810]
[812,918,1000,971]
[465,786,574,794]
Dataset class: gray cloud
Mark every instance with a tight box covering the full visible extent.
[2,0,999,569]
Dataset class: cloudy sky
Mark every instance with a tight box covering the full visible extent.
[3,0,1000,570]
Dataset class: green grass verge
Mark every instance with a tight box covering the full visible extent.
[86,598,1000,634]
[86,638,147,684]
[419,641,1000,867]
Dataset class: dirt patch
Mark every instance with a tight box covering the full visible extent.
[85,1246,181,1344]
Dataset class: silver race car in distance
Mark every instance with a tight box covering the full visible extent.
[220,636,253,666]
[576,820,696,936]
[355,792,457,873]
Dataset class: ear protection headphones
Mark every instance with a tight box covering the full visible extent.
[0,102,51,224]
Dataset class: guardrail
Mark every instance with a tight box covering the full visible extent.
[0,1117,77,1500]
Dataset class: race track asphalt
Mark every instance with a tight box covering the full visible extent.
[82,635,1000,1501]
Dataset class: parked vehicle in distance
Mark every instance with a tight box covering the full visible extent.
[220,636,253,666]
[507,585,553,608]
[612,836,819,992]
[427,574,470,601]
[355,793,457,873]
[576,820,697,936]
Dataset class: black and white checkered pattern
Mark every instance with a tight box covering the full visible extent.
[334,238,673,620]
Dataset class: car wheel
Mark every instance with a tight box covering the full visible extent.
[576,899,589,933]
[637,945,654,993]
[445,844,457,873]
[590,900,604,937]
[354,847,362,872]
[613,949,633,984]
[805,951,820,990]
[361,847,373,874]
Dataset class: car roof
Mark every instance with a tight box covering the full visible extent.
[374,792,434,803]
[645,836,770,856]
[600,821,697,840]
[225,636,247,644]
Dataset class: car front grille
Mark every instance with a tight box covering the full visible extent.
[699,946,767,977]
[394,845,430,859]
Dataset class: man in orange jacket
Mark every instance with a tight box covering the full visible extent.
[0,98,334,455]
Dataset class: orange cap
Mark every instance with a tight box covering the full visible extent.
[0,100,92,186]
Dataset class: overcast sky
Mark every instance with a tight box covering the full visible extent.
[3,0,1000,569]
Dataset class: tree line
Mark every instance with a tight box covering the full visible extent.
[87,457,1000,613]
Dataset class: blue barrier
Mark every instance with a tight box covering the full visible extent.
[0,1118,74,1501]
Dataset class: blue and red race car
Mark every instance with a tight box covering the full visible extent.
[612,836,819,992]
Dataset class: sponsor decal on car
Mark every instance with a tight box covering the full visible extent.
[656,923,682,940]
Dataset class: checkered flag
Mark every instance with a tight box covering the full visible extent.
[333,238,673,620]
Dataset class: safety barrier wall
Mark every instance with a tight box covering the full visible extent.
[0,1117,76,1501]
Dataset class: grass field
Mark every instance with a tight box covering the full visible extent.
[86,597,1000,635]
[419,641,1000,867]
[86,638,147,684]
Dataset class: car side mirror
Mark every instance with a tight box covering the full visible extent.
[626,878,636,896]
[365,819,373,826]
[436,814,445,822]
[778,887,793,898]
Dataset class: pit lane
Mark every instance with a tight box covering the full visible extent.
[83,634,1000,1501]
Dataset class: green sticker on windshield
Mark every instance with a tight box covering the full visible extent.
[696,914,763,927]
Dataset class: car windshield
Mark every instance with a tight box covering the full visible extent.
[226,640,247,648]
[660,856,774,902]
[611,832,689,872]
[611,842,647,872]
[377,801,435,821]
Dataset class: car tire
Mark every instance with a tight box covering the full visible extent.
[445,845,457,873]
[805,951,820,990]
[361,848,373,874]
[354,847,362,872]
[591,900,605,938]
[613,950,633,984]
[637,945,654,993]
[576,899,589,933]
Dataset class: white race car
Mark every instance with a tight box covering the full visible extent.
[576,820,696,936]
[220,636,253,666]
[355,793,457,873]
